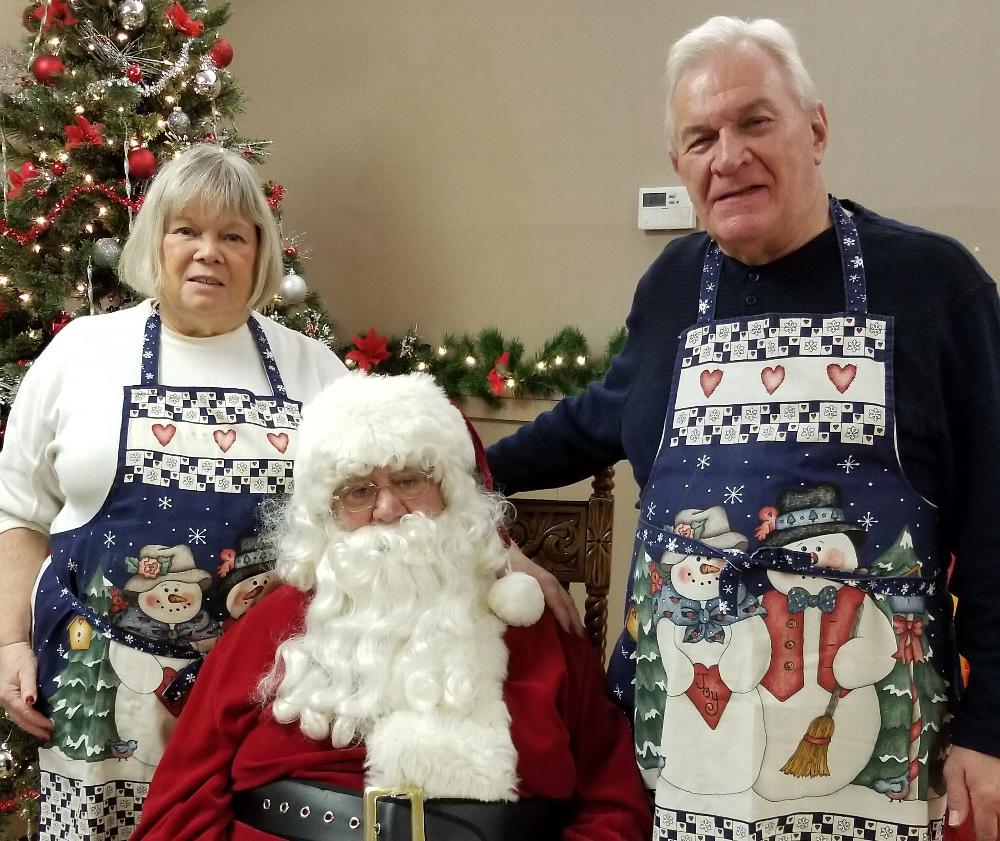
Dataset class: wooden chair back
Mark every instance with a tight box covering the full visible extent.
[507,467,614,659]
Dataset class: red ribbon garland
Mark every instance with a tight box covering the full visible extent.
[892,614,926,664]
[0,183,143,245]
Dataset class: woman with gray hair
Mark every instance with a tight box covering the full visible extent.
[0,142,346,841]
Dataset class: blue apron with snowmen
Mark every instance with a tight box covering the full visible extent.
[31,310,293,840]
[611,198,953,841]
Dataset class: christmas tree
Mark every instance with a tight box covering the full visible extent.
[633,545,667,770]
[854,528,949,800]
[0,1,338,834]
[0,712,40,841]
[0,0,336,447]
[48,567,120,762]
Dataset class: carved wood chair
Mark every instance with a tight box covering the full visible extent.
[507,467,614,659]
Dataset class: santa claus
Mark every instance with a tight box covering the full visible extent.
[133,372,650,841]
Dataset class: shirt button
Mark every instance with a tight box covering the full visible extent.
[783,661,795,671]
[748,272,760,283]
[786,619,797,629]
[745,294,758,306]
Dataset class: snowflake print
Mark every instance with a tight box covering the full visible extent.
[656,532,665,543]
[804,339,819,352]
[871,407,884,422]
[641,529,649,541]
[824,405,839,419]
[698,299,710,314]
[125,634,134,644]
[843,236,855,247]
[158,497,173,510]
[665,538,678,553]
[697,455,711,470]
[869,322,884,337]
[67,559,78,571]
[717,600,729,613]
[103,530,116,548]
[724,427,737,441]
[838,455,860,474]
[859,512,879,531]
[57,645,65,655]
[646,501,657,519]
[613,685,624,700]
[851,255,864,269]
[846,427,860,441]
[143,350,153,359]
[724,485,744,504]
[846,339,862,353]
[750,323,763,336]
[188,528,207,545]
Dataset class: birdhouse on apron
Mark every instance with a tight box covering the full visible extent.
[68,615,93,650]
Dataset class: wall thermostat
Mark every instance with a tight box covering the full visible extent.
[638,186,696,230]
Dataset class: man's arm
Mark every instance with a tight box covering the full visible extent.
[0,527,52,740]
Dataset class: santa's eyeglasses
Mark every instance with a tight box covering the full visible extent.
[331,469,435,512]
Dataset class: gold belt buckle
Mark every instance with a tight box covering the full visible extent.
[363,785,425,841]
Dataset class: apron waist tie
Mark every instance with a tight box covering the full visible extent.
[636,519,938,616]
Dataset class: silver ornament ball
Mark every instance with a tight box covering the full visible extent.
[92,238,122,268]
[279,273,308,304]
[117,0,148,30]
[166,108,191,136]
[192,68,222,99]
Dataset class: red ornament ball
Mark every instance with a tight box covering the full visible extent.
[127,147,157,179]
[31,53,65,85]
[209,38,233,68]
[282,246,297,257]
[0,799,18,814]
[202,132,217,142]
[52,161,67,176]
[35,187,48,198]
[126,62,143,83]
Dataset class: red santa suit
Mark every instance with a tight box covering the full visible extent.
[132,584,652,841]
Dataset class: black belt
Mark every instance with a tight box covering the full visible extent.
[233,779,571,841]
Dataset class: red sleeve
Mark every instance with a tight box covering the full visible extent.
[132,586,307,841]
[558,626,653,841]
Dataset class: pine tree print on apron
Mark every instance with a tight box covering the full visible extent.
[31,311,299,841]
[613,198,952,841]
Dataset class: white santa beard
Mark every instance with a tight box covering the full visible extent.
[270,507,519,799]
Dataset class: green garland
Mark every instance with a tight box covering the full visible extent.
[337,325,626,406]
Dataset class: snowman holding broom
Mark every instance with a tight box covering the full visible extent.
[752,483,898,802]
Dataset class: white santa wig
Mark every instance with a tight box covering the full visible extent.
[277,371,496,591]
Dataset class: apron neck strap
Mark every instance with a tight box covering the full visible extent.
[696,194,868,324]
[141,308,288,397]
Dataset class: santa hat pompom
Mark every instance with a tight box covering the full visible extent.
[488,571,544,627]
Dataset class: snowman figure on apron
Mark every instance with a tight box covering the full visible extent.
[754,483,898,801]
[217,534,280,630]
[654,506,771,795]
[109,544,219,767]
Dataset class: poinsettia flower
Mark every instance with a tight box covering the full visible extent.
[33,0,78,29]
[64,115,105,149]
[164,2,204,36]
[6,162,39,199]
[346,328,391,371]
[649,563,663,595]
[486,351,511,396]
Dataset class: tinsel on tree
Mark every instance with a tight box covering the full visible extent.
[0,0,336,446]
[0,711,40,841]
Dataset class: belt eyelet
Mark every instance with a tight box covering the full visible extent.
[279,801,289,814]
[262,798,271,810]
[349,816,361,829]
[323,811,335,823]
[300,806,310,818]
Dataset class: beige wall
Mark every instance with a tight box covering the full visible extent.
[5,2,998,654]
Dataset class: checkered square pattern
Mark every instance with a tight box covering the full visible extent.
[670,400,887,447]
[122,449,294,493]
[653,807,943,841]
[130,387,301,429]
[681,316,889,368]
[40,771,149,840]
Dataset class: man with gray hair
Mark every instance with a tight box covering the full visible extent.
[488,15,1000,841]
